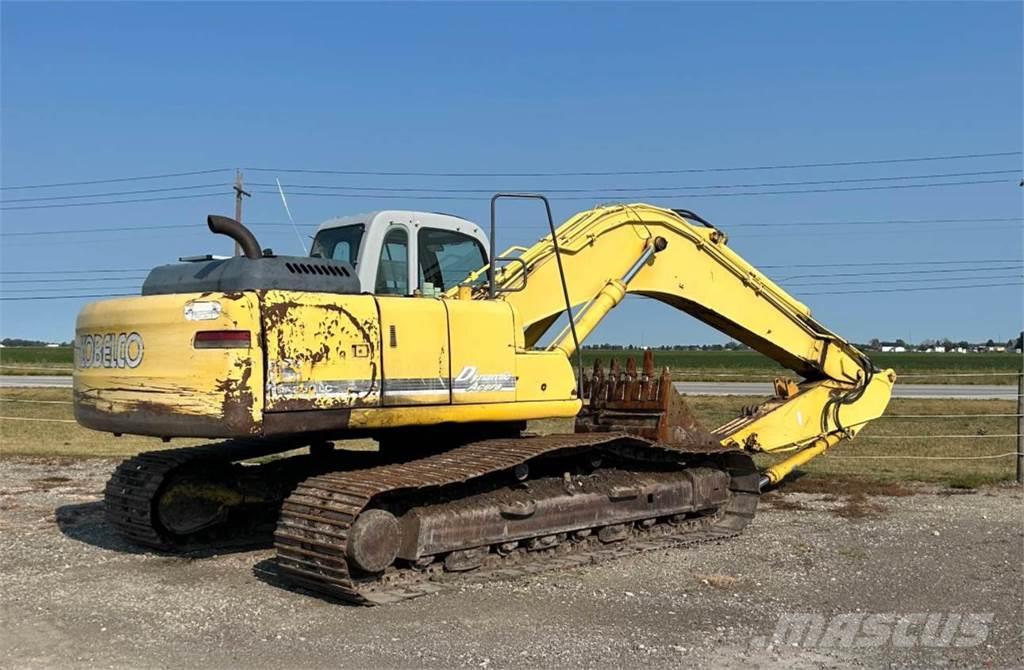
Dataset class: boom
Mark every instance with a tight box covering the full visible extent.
[491,203,895,483]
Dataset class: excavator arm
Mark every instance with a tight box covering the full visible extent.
[491,203,896,485]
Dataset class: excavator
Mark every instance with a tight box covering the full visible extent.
[73,196,895,604]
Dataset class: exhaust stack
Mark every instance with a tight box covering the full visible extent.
[207,215,262,260]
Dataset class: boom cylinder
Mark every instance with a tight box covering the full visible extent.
[550,237,667,359]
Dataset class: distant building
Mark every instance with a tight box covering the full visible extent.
[879,342,906,353]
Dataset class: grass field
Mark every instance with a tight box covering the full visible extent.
[1,346,1020,384]
[581,349,1020,385]
[0,388,1018,487]
[0,346,74,375]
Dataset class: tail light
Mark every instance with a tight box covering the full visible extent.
[194,330,251,349]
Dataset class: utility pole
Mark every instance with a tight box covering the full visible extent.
[233,169,251,256]
[1017,355,1023,485]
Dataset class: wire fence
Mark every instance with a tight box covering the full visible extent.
[1,370,1021,483]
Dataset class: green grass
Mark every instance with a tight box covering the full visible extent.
[0,346,74,375]
[580,349,1021,385]
[2,345,1019,384]
[1,388,1018,487]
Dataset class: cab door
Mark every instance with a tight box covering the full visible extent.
[377,297,450,406]
[445,300,517,404]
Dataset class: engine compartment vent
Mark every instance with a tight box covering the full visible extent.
[285,262,351,277]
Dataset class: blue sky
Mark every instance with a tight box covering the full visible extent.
[2,2,1021,345]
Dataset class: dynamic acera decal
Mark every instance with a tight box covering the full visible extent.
[76,332,144,369]
[452,365,515,393]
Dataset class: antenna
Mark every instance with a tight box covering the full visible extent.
[275,178,308,255]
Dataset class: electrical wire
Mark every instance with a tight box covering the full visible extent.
[0,183,230,203]
[0,293,137,301]
[800,281,1024,296]
[784,273,1024,288]
[253,177,1013,201]
[0,168,232,191]
[0,192,226,211]
[249,169,1019,194]
[4,216,1020,239]
[780,264,1024,281]
[759,258,1024,269]
[244,151,1022,177]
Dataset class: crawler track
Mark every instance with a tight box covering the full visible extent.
[105,440,383,551]
[273,434,759,605]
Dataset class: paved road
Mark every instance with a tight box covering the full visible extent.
[673,381,1018,400]
[0,375,1016,399]
[0,375,73,389]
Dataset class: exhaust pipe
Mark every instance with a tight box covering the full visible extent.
[207,215,262,260]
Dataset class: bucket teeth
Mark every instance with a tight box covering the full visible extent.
[576,352,713,445]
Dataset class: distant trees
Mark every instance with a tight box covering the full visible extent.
[1,338,55,347]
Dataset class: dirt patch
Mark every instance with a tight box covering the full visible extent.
[698,574,740,589]
[760,493,811,511]
[832,492,888,519]
[28,476,73,489]
[784,474,916,497]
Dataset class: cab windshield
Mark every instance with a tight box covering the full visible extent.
[310,224,365,265]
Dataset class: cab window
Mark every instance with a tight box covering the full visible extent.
[375,228,409,295]
[310,224,364,265]
[417,228,487,291]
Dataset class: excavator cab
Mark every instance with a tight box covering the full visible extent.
[309,211,489,295]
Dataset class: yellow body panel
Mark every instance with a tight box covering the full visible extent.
[377,297,450,405]
[262,290,382,411]
[74,292,264,437]
[446,300,519,404]
[342,399,581,430]
[513,351,578,403]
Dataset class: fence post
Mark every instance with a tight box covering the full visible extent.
[1017,370,1023,485]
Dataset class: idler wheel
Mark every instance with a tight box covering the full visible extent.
[347,509,400,574]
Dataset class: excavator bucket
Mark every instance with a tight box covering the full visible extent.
[575,350,718,447]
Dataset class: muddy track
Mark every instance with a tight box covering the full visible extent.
[274,434,759,605]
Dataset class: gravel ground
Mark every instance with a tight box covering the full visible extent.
[1,457,1021,670]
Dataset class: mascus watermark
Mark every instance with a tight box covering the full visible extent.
[750,613,993,649]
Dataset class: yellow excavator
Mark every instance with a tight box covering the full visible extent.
[74,195,894,604]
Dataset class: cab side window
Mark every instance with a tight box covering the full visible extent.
[375,228,409,295]
[417,228,487,291]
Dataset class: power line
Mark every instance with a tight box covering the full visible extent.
[1,224,206,237]
[784,273,1023,288]
[0,222,300,238]
[780,264,1024,281]
[4,257,1020,278]
[5,215,1020,239]
[245,151,1022,178]
[0,268,151,275]
[2,286,142,294]
[0,293,137,301]
[0,183,229,204]
[728,216,1023,228]
[251,169,1019,194]
[758,258,1024,269]
[1,276,148,284]
[0,168,232,191]
[0,192,226,211]
[799,281,1023,296]
[253,177,1013,201]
